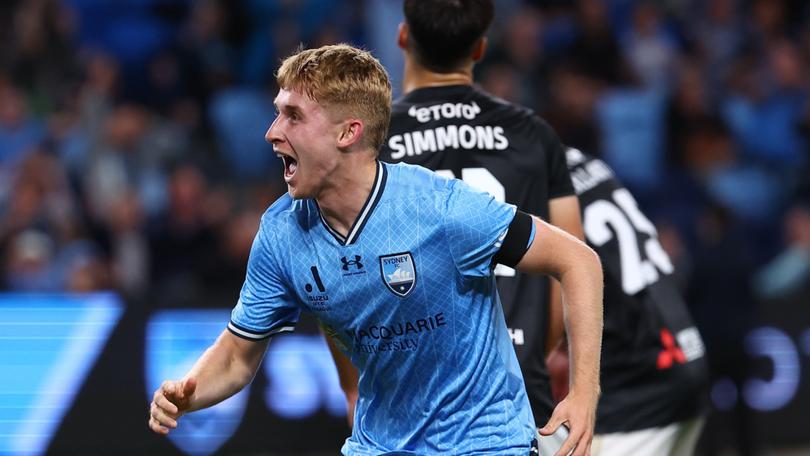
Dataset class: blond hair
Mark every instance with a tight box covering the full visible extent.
[276,44,392,152]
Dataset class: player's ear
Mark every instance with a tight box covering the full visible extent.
[397,23,408,50]
[471,37,487,62]
[337,119,364,149]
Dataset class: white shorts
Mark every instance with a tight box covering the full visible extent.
[591,418,704,456]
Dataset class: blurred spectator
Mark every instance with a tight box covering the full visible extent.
[543,64,602,155]
[0,150,81,245]
[177,0,239,99]
[64,0,184,96]
[755,202,810,298]
[478,63,524,105]
[7,0,80,112]
[566,0,631,85]
[143,51,187,114]
[239,0,359,87]
[208,88,279,180]
[692,0,744,91]
[83,103,180,218]
[480,5,548,109]
[104,191,149,298]
[58,240,110,292]
[620,1,679,89]
[800,19,810,68]
[199,208,262,305]
[0,83,45,167]
[666,58,718,168]
[596,86,667,192]
[3,229,55,291]
[147,164,217,306]
[745,0,788,50]
[722,39,807,167]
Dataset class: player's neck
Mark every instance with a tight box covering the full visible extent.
[315,156,379,238]
[402,58,473,94]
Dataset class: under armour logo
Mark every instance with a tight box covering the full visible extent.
[341,255,363,271]
[656,328,686,370]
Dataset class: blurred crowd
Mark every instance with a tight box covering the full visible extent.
[0,0,807,311]
[0,0,808,453]
[0,0,361,305]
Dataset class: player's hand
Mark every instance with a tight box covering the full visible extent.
[539,388,597,456]
[148,377,197,435]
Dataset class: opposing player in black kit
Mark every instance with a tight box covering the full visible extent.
[325,1,600,455]
[559,148,709,455]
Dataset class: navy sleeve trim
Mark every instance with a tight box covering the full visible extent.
[227,320,295,341]
[493,210,534,268]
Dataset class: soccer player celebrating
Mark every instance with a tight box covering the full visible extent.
[557,148,708,455]
[327,1,589,454]
[148,44,603,456]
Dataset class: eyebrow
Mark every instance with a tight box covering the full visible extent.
[276,103,304,120]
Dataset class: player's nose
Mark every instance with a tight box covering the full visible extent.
[265,116,283,145]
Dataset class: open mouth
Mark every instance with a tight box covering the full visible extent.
[276,152,298,181]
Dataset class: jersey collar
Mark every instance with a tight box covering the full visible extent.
[399,84,474,103]
[315,160,388,246]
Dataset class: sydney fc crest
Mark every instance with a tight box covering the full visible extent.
[379,252,416,297]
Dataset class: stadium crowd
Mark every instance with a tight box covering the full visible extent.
[0,0,808,453]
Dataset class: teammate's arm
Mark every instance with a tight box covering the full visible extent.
[514,215,602,456]
[547,195,584,356]
[324,335,359,427]
[148,330,269,435]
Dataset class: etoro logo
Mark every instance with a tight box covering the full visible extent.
[407,101,481,122]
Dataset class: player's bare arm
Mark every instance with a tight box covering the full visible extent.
[148,330,269,435]
[546,195,585,357]
[515,216,602,456]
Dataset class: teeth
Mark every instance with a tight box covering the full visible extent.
[280,155,297,176]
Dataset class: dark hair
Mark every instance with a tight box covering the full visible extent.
[404,0,494,73]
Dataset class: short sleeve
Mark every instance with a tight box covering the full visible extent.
[229,219,300,340]
[444,179,518,277]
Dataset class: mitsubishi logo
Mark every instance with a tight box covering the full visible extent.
[657,328,686,370]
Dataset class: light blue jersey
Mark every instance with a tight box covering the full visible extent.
[230,162,536,455]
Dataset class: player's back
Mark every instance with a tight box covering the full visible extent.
[385,85,568,221]
[565,148,709,433]
[381,84,573,422]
